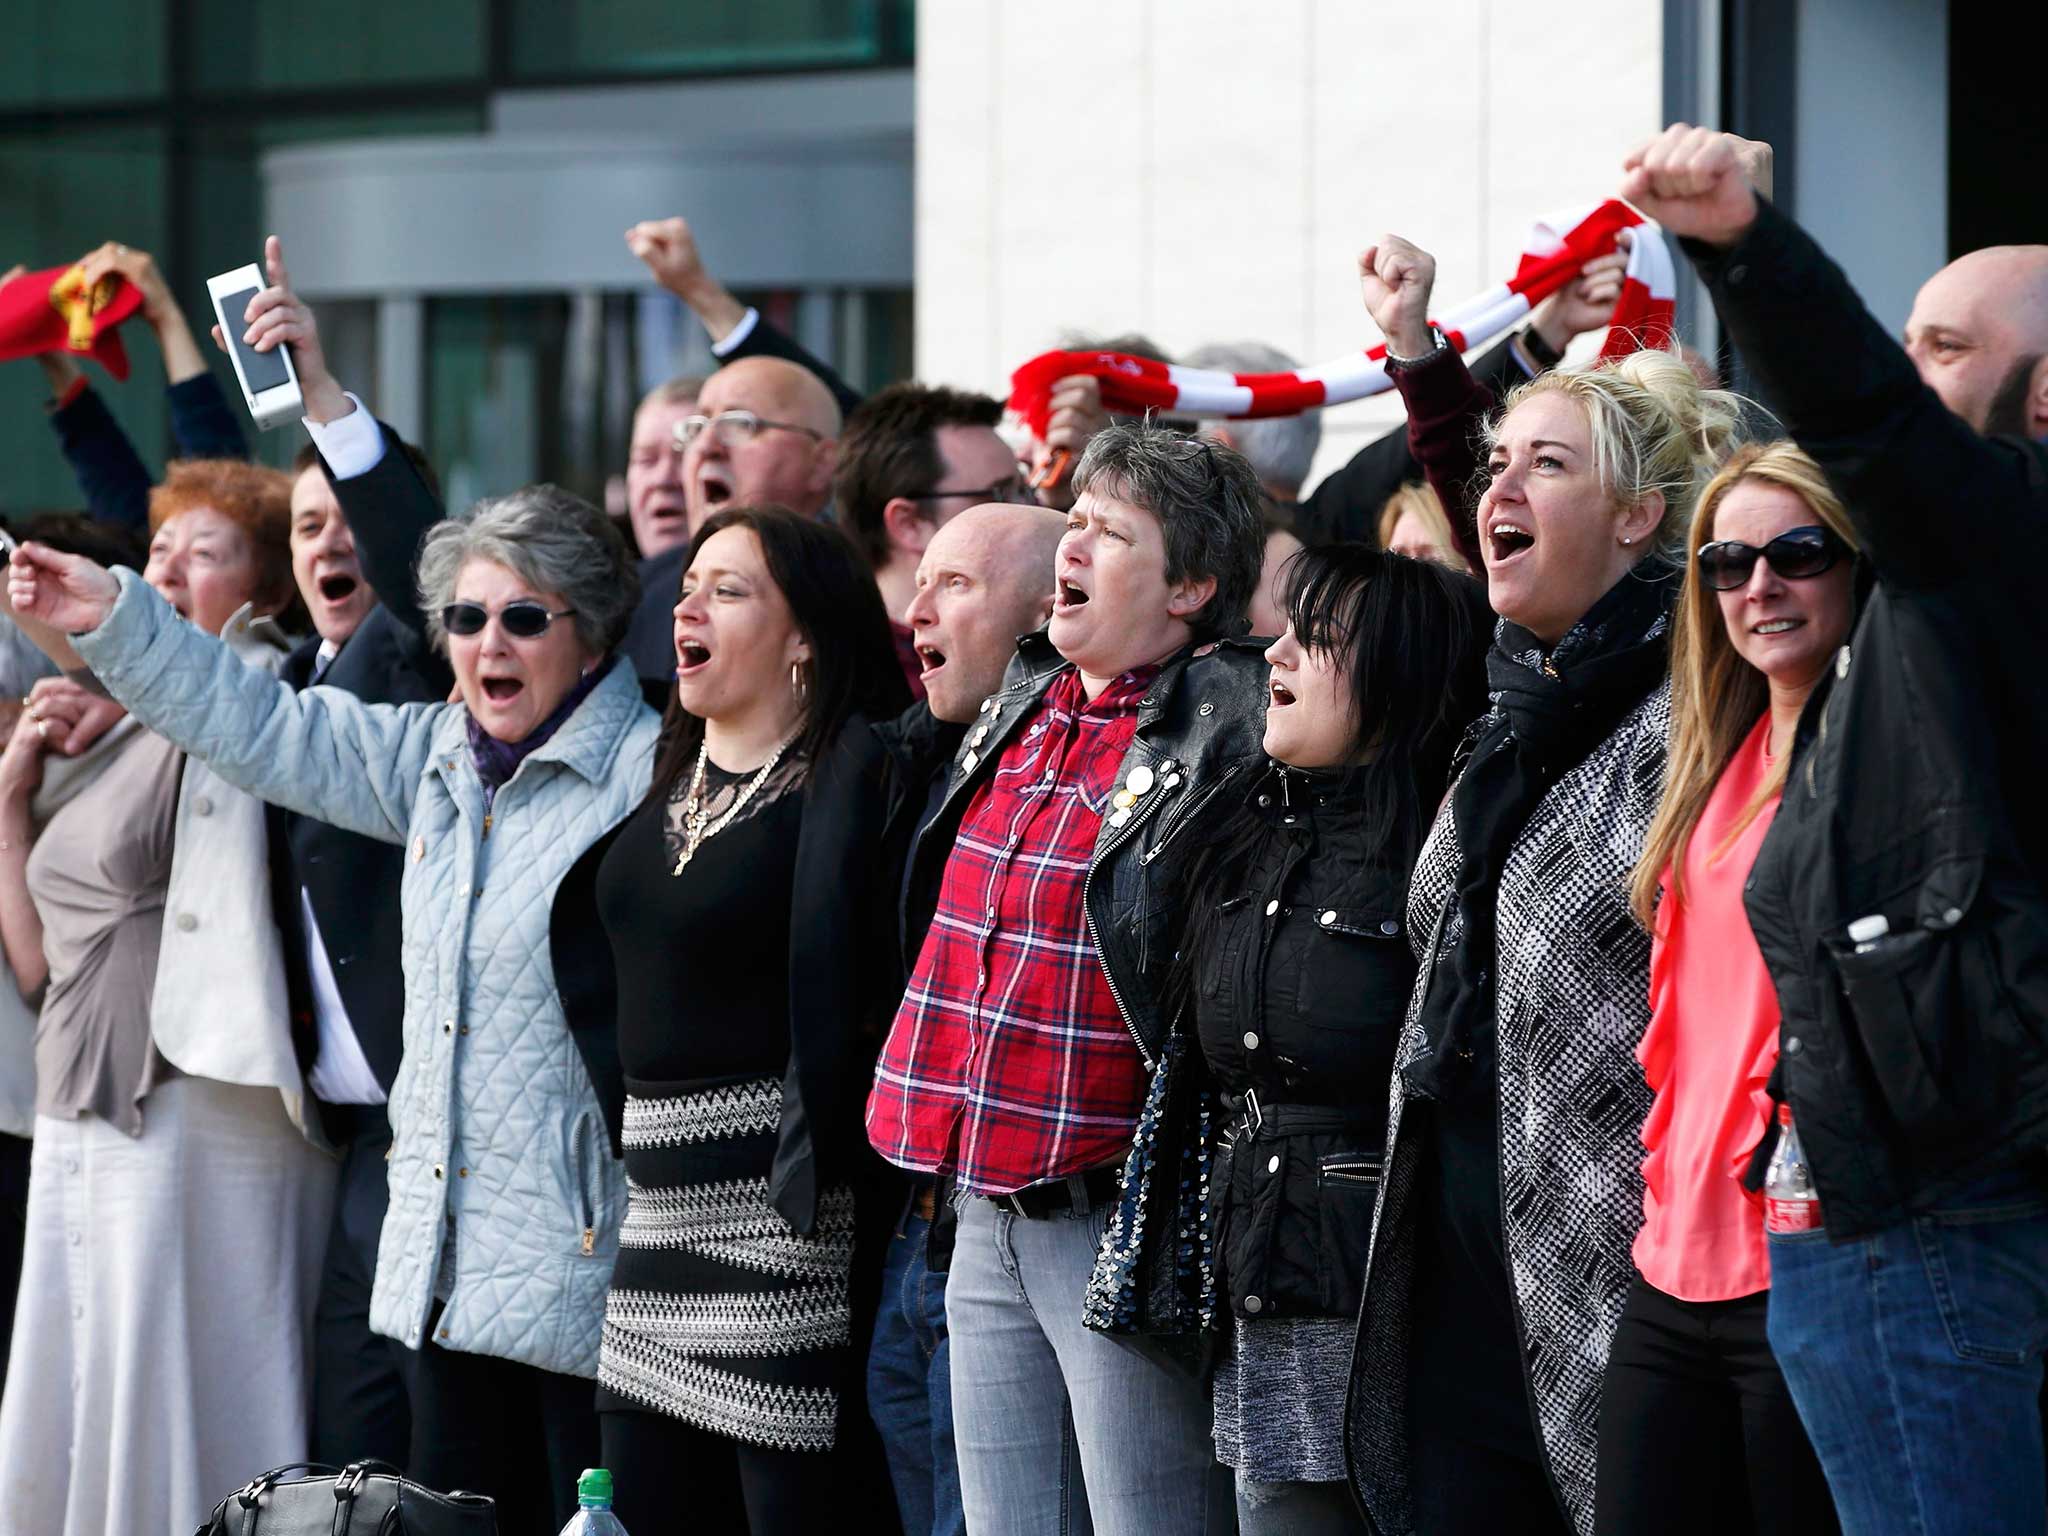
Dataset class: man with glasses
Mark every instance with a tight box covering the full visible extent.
[617,355,843,688]
[834,382,1033,697]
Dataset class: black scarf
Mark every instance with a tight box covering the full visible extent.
[1403,566,1676,1102]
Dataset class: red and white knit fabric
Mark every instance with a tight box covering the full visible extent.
[1006,198,1677,436]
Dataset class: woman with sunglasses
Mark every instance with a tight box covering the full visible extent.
[1595,443,1853,1536]
[4,486,657,1536]
[562,505,907,1534]
[1344,232,1744,1536]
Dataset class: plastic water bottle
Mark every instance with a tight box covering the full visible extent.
[1763,1103,1824,1233]
[557,1468,628,1536]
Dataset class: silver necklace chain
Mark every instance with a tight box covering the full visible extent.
[672,731,798,876]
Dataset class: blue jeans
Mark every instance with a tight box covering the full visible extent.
[945,1194,1234,1536]
[867,1206,964,1536]
[1766,1167,2048,1536]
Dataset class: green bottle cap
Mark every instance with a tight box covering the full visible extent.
[577,1468,614,1508]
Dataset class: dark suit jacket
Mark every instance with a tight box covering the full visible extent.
[48,372,250,531]
[269,422,453,1096]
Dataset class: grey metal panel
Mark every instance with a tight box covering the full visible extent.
[487,70,914,139]
[263,130,912,298]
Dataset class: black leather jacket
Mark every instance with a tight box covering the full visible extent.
[1193,763,1415,1322]
[1695,201,2048,1238]
[902,629,1271,1067]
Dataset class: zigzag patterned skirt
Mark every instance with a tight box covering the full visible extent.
[595,1073,857,1452]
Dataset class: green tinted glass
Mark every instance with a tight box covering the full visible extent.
[507,0,908,79]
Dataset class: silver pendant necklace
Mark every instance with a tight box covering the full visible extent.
[672,730,798,876]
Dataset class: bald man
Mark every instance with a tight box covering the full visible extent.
[1905,243,2048,436]
[620,356,845,685]
[866,502,1064,1536]
[683,356,843,525]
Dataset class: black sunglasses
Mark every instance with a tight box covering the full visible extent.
[1695,526,1847,591]
[441,600,577,639]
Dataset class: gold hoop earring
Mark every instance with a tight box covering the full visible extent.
[790,660,809,704]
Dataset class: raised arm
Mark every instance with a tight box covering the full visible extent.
[1620,125,2042,590]
[626,215,864,417]
[232,235,442,637]
[72,241,248,460]
[11,550,438,844]
[1359,235,1487,569]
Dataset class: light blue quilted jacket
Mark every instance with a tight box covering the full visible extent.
[76,569,659,1379]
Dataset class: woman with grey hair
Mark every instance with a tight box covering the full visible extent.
[6,483,658,1536]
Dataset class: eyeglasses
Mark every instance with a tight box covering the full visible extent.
[905,476,1035,507]
[673,410,826,450]
[1695,526,1848,591]
[442,600,578,639]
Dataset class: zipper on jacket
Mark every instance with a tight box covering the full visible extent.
[1080,767,1176,1069]
[572,1115,597,1255]
[1141,765,1241,866]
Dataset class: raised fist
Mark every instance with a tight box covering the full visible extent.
[1358,236,1438,359]
[1620,125,1770,248]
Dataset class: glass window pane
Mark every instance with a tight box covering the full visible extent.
[188,0,484,92]
[0,0,166,107]
[0,125,170,519]
[509,0,907,81]
[427,296,569,512]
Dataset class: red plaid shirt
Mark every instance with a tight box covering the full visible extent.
[867,664,1157,1195]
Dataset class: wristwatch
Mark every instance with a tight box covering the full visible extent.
[1516,325,1565,372]
[1383,326,1447,372]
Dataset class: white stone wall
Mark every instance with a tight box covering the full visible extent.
[915,0,1664,499]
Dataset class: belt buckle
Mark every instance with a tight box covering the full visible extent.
[1243,1086,1264,1137]
[999,1189,1031,1218]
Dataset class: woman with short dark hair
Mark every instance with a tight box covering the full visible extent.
[1166,543,1488,1534]
[570,505,909,1534]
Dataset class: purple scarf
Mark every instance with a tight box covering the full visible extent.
[465,655,616,810]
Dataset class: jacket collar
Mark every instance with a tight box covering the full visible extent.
[216,599,297,665]
[430,655,649,787]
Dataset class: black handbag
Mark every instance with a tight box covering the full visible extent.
[1081,1024,1222,1377]
[192,1461,497,1536]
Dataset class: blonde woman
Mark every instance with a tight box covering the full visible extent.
[1594,444,1853,1535]
[1376,481,1472,573]
[1344,231,1743,1536]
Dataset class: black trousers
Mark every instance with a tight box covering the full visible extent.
[601,1406,888,1535]
[311,1112,416,1470]
[409,1315,600,1536]
[1593,1274,1840,1536]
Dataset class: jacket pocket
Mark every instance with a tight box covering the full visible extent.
[1199,897,1253,1002]
[1821,858,2016,1146]
[1294,907,1413,1035]
[569,1111,602,1256]
[1315,1151,1380,1315]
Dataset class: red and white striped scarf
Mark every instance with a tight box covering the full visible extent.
[1006,199,1676,436]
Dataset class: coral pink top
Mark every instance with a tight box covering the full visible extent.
[1634,713,1783,1302]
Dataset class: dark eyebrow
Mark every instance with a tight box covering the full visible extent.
[1528,439,1578,454]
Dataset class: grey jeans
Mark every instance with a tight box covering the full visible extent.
[946,1193,1235,1535]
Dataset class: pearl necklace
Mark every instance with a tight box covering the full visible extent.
[672,731,798,876]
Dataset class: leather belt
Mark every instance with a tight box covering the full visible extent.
[991,1164,1122,1220]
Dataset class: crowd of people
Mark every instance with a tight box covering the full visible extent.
[0,120,2040,1536]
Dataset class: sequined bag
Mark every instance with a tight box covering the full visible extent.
[1081,1023,1220,1377]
